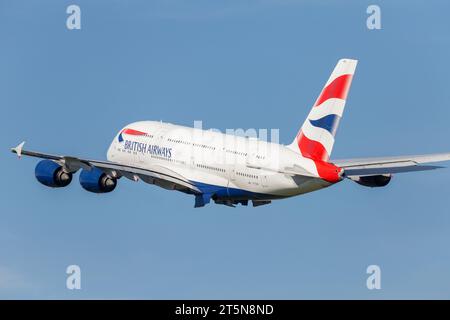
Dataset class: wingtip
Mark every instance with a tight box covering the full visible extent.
[11,141,26,158]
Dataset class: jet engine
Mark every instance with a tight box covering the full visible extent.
[35,160,72,188]
[79,167,117,193]
[351,174,392,187]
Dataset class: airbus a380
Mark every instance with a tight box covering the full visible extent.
[11,59,450,207]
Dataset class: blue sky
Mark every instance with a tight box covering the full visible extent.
[1,0,450,299]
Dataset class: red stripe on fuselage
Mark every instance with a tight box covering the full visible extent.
[314,74,353,107]
[122,128,147,136]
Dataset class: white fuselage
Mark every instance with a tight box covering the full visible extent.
[106,121,335,201]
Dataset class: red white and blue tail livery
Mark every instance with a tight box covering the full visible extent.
[288,58,356,162]
[11,59,450,207]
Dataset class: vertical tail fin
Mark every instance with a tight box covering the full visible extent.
[288,58,358,162]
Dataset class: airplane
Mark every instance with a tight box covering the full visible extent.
[11,58,450,207]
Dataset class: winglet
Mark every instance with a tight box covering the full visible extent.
[11,141,26,158]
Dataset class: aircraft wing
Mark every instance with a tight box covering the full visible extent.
[11,141,201,193]
[333,153,450,176]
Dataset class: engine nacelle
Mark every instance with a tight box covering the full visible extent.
[79,168,117,193]
[35,160,72,188]
[352,174,392,187]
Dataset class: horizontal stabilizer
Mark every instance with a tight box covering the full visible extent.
[344,165,443,177]
[334,152,450,176]
[334,153,450,168]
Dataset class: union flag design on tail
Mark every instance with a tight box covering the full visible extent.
[288,58,358,182]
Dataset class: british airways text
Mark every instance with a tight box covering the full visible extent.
[123,140,172,158]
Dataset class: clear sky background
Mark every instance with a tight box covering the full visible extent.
[1,0,450,299]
